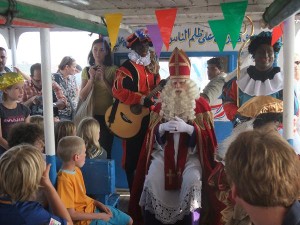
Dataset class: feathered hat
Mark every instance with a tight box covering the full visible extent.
[126,28,153,49]
[168,47,191,79]
[0,72,24,90]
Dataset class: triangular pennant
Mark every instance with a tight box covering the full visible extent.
[104,13,123,51]
[146,24,163,58]
[272,23,284,46]
[155,8,177,50]
[208,20,229,52]
[221,1,248,49]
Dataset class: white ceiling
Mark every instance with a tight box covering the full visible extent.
[46,0,275,29]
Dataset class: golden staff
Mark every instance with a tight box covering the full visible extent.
[237,15,254,107]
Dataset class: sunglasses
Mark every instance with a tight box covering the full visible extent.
[295,61,300,65]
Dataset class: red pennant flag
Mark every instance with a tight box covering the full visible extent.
[155,8,177,50]
[272,23,284,46]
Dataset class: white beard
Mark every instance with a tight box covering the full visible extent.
[160,80,199,122]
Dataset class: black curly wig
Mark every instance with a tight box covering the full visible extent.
[248,31,282,57]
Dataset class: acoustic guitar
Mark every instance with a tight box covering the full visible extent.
[105,78,169,139]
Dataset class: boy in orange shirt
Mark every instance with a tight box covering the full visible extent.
[57,136,133,225]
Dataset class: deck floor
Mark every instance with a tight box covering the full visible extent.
[117,189,130,213]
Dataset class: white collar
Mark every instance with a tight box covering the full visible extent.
[128,50,151,66]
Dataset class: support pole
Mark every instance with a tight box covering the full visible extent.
[40,28,57,184]
[283,15,295,145]
[8,28,17,68]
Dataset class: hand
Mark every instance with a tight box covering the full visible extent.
[32,95,43,105]
[159,120,178,133]
[95,201,112,216]
[171,116,194,135]
[97,212,112,221]
[40,164,53,189]
[140,96,154,108]
[88,67,96,81]
[94,65,105,81]
[160,117,194,135]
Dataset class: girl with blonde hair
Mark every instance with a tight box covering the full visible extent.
[54,120,76,150]
[77,117,107,159]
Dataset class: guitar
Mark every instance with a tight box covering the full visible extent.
[105,78,169,139]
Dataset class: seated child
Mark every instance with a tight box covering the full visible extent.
[7,123,45,153]
[55,120,76,150]
[56,136,133,225]
[77,117,107,159]
[0,144,72,225]
[29,115,44,129]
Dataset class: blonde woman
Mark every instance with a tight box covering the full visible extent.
[77,117,107,159]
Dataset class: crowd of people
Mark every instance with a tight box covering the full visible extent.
[0,28,300,225]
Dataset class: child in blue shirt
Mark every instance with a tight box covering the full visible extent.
[0,144,73,225]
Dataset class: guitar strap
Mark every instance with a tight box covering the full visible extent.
[107,99,119,127]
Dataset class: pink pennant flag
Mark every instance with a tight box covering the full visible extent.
[146,24,163,58]
[155,8,177,50]
[272,23,284,46]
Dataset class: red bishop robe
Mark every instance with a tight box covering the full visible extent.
[128,96,225,225]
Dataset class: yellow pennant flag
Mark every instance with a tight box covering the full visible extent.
[104,13,123,51]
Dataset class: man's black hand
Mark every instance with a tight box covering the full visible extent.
[143,97,154,108]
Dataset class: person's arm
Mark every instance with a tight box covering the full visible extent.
[112,68,144,105]
[52,82,67,109]
[41,164,73,225]
[94,200,112,216]
[67,208,111,221]
[222,79,238,121]
[79,67,94,101]
[0,119,9,150]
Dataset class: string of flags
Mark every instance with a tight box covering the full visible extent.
[103,0,284,57]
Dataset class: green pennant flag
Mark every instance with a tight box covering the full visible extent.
[221,1,248,49]
[208,20,229,52]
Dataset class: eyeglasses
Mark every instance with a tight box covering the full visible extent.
[295,61,300,66]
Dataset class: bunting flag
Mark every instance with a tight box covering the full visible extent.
[272,23,284,46]
[208,1,248,52]
[221,1,248,49]
[208,20,229,52]
[146,24,163,58]
[155,8,177,50]
[104,13,123,51]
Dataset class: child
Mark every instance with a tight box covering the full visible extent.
[55,120,76,150]
[0,72,30,154]
[29,115,44,128]
[0,144,73,225]
[57,136,133,225]
[225,130,300,225]
[77,117,107,159]
[7,123,45,153]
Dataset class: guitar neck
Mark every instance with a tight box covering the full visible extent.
[147,77,170,99]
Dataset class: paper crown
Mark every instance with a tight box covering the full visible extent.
[0,72,24,90]
[168,47,191,79]
[126,28,153,49]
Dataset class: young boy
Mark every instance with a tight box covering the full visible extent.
[57,136,133,225]
[225,130,300,225]
[0,144,72,225]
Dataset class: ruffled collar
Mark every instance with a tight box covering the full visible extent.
[247,66,280,82]
[128,50,151,66]
[237,67,283,96]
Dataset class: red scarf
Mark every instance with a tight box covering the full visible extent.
[164,132,189,190]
